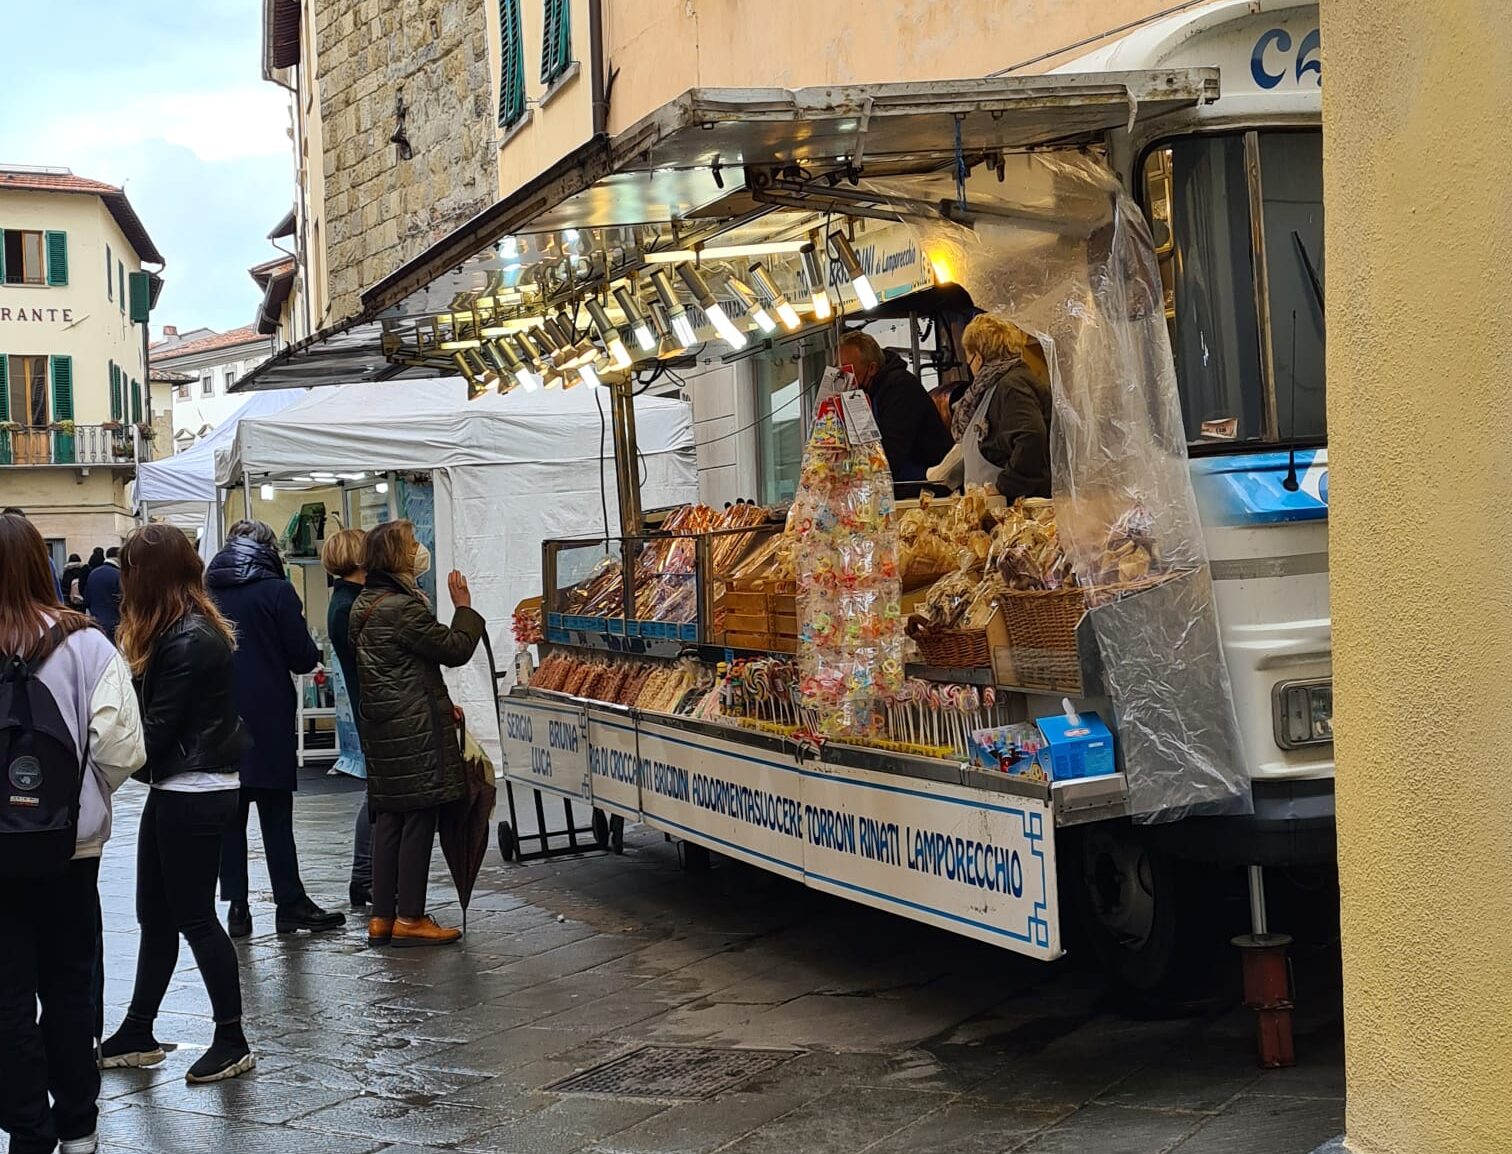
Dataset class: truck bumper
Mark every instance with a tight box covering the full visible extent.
[1149,778,1337,868]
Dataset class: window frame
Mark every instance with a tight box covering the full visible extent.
[1136,127,1327,456]
[2,229,47,285]
[200,372,214,398]
[540,0,572,86]
[498,0,527,129]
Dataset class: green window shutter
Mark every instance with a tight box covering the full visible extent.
[540,0,571,84]
[51,355,75,464]
[45,231,68,286]
[0,355,9,421]
[128,270,151,323]
[498,0,526,127]
[118,262,125,312]
[106,245,112,299]
[130,378,142,424]
[0,230,6,283]
[110,361,122,421]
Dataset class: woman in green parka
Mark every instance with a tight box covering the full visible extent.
[349,519,484,948]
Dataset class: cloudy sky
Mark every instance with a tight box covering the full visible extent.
[0,0,292,335]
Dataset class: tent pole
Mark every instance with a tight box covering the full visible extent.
[610,377,642,534]
[242,469,252,521]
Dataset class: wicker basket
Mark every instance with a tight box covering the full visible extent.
[997,586,1087,691]
[911,625,993,669]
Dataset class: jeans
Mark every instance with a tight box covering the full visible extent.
[351,800,372,893]
[0,857,102,1151]
[219,787,308,907]
[128,789,243,1026]
[371,807,438,920]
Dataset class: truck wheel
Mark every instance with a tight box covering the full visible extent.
[1065,824,1227,1009]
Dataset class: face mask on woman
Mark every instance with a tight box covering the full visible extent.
[412,543,432,577]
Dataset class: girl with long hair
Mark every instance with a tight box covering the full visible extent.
[100,525,255,1084]
[0,514,144,1154]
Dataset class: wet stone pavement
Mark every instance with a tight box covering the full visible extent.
[37,772,1343,1154]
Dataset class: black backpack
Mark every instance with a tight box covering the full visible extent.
[0,625,83,877]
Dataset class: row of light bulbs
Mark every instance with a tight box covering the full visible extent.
[447,231,880,396]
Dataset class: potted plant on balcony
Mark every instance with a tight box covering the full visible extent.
[101,420,123,431]
[111,440,136,460]
[135,422,158,442]
[49,420,76,436]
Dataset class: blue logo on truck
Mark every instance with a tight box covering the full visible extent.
[1251,27,1322,89]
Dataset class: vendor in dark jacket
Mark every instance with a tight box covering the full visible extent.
[948,314,1053,500]
[350,519,484,949]
[837,332,954,488]
[321,528,373,909]
[206,521,343,938]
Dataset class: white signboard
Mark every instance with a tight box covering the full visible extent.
[586,706,641,820]
[803,760,1058,957]
[635,718,806,882]
[500,696,589,801]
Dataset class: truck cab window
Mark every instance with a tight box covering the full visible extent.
[1143,130,1325,447]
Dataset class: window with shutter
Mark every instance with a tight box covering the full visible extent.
[130,378,142,424]
[498,0,526,127]
[118,261,125,312]
[128,270,151,322]
[0,231,6,284]
[540,0,571,84]
[109,361,122,422]
[51,355,75,463]
[0,356,8,465]
[106,244,112,299]
[45,231,67,286]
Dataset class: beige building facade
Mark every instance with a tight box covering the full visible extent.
[0,167,162,560]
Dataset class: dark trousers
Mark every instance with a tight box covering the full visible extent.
[0,857,102,1151]
[129,789,243,1026]
[351,800,372,892]
[219,787,308,907]
[371,807,438,920]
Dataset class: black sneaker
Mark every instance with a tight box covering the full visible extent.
[185,1038,255,1084]
[275,897,345,934]
[226,902,252,939]
[100,1023,166,1069]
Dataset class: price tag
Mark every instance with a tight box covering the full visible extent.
[840,389,883,445]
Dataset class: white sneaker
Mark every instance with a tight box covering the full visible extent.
[60,1135,99,1154]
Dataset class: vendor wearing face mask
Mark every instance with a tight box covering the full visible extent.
[837,331,954,490]
[348,521,484,949]
[950,315,1052,500]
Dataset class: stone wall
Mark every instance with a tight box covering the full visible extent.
[313,0,497,320]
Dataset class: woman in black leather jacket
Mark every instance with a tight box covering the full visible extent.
[98,525,256,1085]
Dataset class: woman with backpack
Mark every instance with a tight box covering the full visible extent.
[350,520,484,948]
[0,513,145,1154]
[99,524,255,1084]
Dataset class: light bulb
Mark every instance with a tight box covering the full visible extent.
[812,290,832,320]
[671,312,697,347]
[750,306,777,334]
[632,322,656,352]
[607,337,633,370]
[259,483,275,501]
[705,303,748,350]
[775,300,801,329]
[376,481,389,494]
[579,363,602,388]
[515,369,541,392]
[853,274,879,311]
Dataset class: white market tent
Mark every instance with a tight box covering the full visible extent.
[135,389,308,560]
[215,377,698,759]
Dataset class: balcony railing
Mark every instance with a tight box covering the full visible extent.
[0,425,151,467]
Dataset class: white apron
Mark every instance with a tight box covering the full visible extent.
[961,383,998,489]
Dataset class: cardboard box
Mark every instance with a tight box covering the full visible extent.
[1035,710,1115,781]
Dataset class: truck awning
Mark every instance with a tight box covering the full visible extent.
[235,69,1216,393]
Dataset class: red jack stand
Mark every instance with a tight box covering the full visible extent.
[1233,931,1296,1067]
[1233,864,1296,1068]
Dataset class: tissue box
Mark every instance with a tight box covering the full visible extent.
[1035,710,1115,781]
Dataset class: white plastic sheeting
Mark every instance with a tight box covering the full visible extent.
[215,378,699,762]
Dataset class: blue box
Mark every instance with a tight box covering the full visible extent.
[1034,710,1116,781]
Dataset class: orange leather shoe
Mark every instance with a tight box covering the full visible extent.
[367,917,394,947]
[391,915,461,948]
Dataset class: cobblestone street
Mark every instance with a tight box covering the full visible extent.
[61,774,1345,1154]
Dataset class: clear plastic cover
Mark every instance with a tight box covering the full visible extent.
[862,153,1251,822]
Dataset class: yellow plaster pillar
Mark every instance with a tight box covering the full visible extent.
[1323,1,1512,1151]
